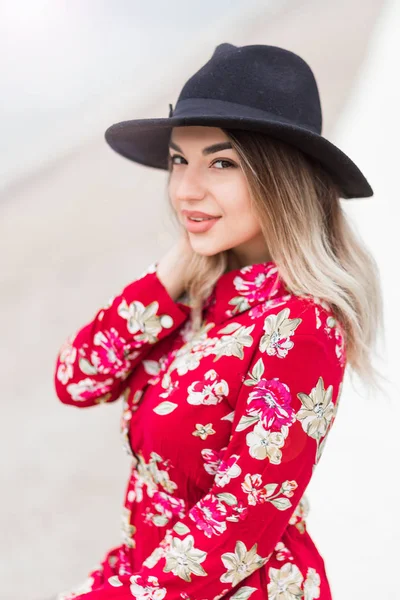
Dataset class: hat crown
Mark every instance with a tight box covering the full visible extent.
[104,42,373,198]
[176,43,322,134]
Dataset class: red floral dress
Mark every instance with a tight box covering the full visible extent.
[54,260,346,600]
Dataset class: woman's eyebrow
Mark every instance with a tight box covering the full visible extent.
[168,141,233,155]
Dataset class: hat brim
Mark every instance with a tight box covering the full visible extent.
[104,114,373,199]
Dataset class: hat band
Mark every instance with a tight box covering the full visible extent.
[170,97,320,134]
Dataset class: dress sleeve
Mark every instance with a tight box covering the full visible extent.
[76,325,345,599]
[54,263,191,408]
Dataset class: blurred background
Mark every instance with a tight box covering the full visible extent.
[1,1,399,599]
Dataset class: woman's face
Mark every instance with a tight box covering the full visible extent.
[168,126,271,266]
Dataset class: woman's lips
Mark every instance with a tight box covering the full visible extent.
[184,215,221,233]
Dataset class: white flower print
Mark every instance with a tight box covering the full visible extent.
[163,534,208,582]
[192,423,216,439]
[267,562,304,599]
[108,575,123,587]
[288,494,310,534]
[246,421,288,464]
[274,541,294,562]
[241,474,297,511]
[315,305,346,368]
[142,546,165,569]
[296,377,335,441]
[171,351,203,376]
[117,298,173,343]
[66,377,114,402]
[211,324,255,360]
[187,369,229,405]
[259,308,302,357]
[129,574,167,600]
[165,323,216,379]
[304,567,321,600]
[220,540,268,587]
[241,473,264,506]
[133,451,178,504]
[56,338,77,384]
[140,261,157,277]
[121,506,136,548]
[323,315,346,368]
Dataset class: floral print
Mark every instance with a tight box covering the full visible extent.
[296,378,335,440]
[56,337,77,384]
[128,575,167,600]
[296,377,336,465]
[315,305,346,369]
[187,369,230,405]
[241,475,298,511]
[267,562,305,599]
[189,493,229,537]
[192,422,216,439]
[246,421,288,464]
[117,298,174,344]
[163,534,207,582]
[221,541,268,587]
[245,377,296,431]
[267,562,322,600]
[259,308,302,358]
[54,259,346,599]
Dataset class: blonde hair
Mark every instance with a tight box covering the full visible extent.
[165,128,388,400]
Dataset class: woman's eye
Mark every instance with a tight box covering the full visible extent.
[170,154,185,165]
[169,155,234,169]
[212,159,234,169]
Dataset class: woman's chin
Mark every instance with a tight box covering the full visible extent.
[188,243,222,257]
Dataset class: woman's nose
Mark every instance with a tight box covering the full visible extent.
[175,168,206,201]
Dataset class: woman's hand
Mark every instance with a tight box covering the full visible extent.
[156,231,195,301]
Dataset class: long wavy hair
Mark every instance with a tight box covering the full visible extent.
[165,128,388,400]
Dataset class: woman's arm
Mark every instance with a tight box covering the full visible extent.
[54,235,195,408]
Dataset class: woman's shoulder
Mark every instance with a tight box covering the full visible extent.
[258,292,346,369]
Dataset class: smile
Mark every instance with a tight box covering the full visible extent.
[184,215,221,233]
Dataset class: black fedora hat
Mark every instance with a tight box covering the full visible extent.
[104,43,373,199]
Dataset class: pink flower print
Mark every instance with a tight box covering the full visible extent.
[152,491,186,520]
[233,263,280,304]
[201,447,227,476]
[215,454,242,487]
[248,378,296,431]
[91,328,139,378]
[189,493,228,537]
[187,370,229,405]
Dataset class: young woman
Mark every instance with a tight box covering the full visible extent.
[52,44,384,600]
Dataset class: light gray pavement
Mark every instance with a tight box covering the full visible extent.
[0,1,388,599]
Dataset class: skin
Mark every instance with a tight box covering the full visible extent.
[156,126,272,301]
